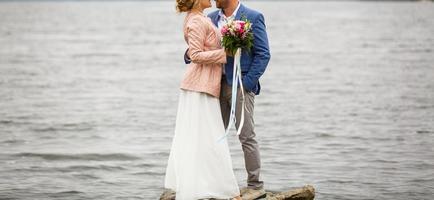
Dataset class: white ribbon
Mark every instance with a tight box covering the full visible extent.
[218,48,245,142]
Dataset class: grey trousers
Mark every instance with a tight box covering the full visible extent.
[220,77,264,189]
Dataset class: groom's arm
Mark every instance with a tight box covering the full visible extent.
[242,13,271,92]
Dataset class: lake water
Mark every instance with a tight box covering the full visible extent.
[0,1,433,199]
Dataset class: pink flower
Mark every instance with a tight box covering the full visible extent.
[238,21,246,27]
[221,26,228,35]
[234,23,241,31]
[240,23,245,30]
[238,28,244,35]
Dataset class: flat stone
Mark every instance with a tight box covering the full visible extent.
[159,185,315,200]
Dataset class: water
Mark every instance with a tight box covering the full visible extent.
[0,1,433,199]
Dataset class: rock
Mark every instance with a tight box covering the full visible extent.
[265,185,315,200]
[160,189,176,200]
[159,185,315,200]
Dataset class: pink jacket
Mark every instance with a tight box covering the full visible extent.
[180,11,227,98]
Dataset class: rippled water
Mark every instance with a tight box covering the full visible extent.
[1,1,433,200]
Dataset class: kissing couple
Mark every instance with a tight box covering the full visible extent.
[164,0,270,199]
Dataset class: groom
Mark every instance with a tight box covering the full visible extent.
[186,0,270,199]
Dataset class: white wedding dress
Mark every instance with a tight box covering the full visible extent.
[164,89,240,200]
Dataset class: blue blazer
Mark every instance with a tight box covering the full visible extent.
[209,4,271,95]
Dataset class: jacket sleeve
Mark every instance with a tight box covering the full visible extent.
[242,13,271,92]
[186,18,227,65]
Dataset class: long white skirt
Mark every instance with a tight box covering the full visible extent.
[164,89,240,200]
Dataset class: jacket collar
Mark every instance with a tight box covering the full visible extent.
[234,3,246,20]
[211,3,246,26]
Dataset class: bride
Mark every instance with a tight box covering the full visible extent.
[163,0,241,199]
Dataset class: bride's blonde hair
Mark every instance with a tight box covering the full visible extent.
[176,0,200,12]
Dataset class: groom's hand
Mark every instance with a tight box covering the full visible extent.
[184,48,191,64]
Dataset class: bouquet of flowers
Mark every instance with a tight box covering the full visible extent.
[220,18,254,56]
[218,18,254,142]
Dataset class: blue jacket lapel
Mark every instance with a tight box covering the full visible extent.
[235,3,246,20]
[211,12,219,27]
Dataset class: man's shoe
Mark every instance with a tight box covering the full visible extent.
[240,187,266,200]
